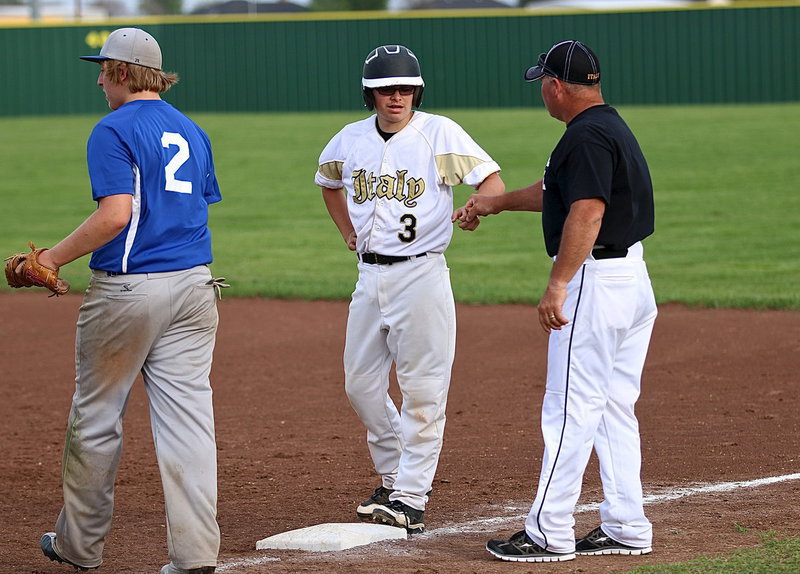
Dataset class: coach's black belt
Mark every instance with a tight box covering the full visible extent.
[592,246,629,260]
[359,252,427,265]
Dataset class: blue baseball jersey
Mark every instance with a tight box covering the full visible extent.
[87,99,221,273]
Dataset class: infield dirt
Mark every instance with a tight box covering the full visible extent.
[2,293,799,573]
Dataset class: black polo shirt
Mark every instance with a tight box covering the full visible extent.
[541,104,654,258]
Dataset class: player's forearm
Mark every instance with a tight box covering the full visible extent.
[321,187,356,246]
[45,194,132,269]
[475,172,505,197]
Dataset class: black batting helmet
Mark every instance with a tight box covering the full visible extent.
[361,45,425,111]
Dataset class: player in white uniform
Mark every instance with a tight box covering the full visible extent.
[37,29,223,574]
[315,45,505,533]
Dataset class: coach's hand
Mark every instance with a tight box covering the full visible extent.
[537,283,568,334]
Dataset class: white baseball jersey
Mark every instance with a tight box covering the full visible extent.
[316,110,500,515]
[315,111,500,256]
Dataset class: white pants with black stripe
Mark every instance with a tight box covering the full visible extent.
[525,242,657,553]
[344,253,455,511]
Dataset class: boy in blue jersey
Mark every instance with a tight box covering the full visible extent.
[37,28,223,574]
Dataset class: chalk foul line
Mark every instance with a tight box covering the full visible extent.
[217,472,800,570]
[429,472,800,536]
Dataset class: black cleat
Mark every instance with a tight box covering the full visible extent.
[575,526,652,555]
[160,563,216,573]
[371,500,425,534]
[486,529,575,562]
[356,486,395,521]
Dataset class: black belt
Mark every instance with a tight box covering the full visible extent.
[592,246,628,260]
[359,252,427,265]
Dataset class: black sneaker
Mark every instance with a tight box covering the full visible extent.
[40,532,99,571]
[371,500,425,534]
[356,486,395,521]
[161,564,216,574]
[486,530,575,562]
[575,526,652,555]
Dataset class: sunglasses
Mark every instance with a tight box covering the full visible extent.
[375,86,416,96]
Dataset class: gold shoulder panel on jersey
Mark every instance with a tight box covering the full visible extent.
[318,160,344,182]
[435,153,486,187]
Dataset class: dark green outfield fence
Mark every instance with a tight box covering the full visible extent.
[1,4,798,116]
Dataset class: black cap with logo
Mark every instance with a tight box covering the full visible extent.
[524,40,601,85]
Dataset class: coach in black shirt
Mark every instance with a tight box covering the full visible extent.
[541,100,654,258]
[456,40,658,563]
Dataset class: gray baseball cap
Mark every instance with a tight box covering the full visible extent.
[80,28,162,70]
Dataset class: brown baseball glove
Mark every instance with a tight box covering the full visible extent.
[4,242,70,296]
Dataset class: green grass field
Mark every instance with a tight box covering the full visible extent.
[1,103,798,308]
[1,104,798,570]
[627,532,800,574]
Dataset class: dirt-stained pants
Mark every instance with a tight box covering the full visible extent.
[52,265,220,571]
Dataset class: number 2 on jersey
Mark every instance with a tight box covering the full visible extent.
[398,213,417,243]
[161,132,192,194]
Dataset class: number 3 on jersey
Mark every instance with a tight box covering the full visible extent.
[161,132,192,194]
[398,213,417,243]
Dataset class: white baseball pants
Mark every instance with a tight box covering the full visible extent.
[525,242,657,553]
[344,253,456,511]
[52,265,220,570]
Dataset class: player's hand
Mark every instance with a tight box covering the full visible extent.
[452,207,481,231]
[4,242,70,296]
[36,249,58,270]
[346,230,357,251]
